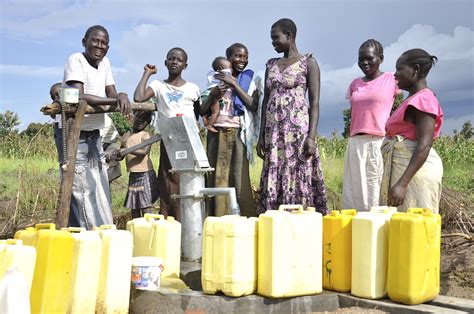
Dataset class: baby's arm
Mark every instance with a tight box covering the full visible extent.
[134,64,157,102]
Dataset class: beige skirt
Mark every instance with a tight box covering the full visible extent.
[380,136,443,213]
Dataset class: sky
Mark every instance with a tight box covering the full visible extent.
[1,0,473,137]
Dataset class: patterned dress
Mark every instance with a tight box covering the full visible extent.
[257,55,328,215]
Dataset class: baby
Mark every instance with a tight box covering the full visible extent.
[203,57,232,133]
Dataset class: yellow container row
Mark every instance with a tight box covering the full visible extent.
[200,206,441,305]
[202,205,323,298]
[9,224,133,314]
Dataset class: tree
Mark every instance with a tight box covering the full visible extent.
[0,110,21,137]
[109,112,132,136]
[21,122,53,138]
[342,108,351,139]
[458,120,473,140]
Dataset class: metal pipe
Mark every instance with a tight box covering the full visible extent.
[200,187,240,216]
[179,171,206,262]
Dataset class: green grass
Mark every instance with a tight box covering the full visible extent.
[0,133,472,231]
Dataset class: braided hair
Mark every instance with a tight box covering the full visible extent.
[359,39,383,56]
[401,48,438,78]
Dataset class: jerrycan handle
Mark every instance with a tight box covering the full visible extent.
[99,224,117,230]
[341,209,357,216]
[61,227,86,233]
[35,223,56,230]
[370,206,397,214]
[6,239,23,245]
[278,204,304,213]
[408,208,433,215]
[407,208,426,214]
[144,213,165,222]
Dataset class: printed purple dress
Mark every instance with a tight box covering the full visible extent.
[257,55,328,215]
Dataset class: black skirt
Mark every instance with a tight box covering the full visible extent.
[124,169,159,210]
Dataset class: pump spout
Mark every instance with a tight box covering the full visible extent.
[200,187,240,215]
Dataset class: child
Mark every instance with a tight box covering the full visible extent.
[343,39,400,211]
[202,57,233,133]
[134,47,201,221]
[381,49,443,213]
[119,111,159,218]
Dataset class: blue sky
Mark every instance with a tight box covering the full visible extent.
[1,0,473,136]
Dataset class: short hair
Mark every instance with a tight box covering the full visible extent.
[272,18,297,37]
[134,110,153,124]
[359,39,384,56]
[50,82,62,101]
[401,48,438,78]
[84,25,109,41]
[225,43,248,59]
[167,47,188,62]
[211,57,228,71]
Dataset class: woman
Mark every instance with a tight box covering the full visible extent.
[343,39,400,211]
[381,48,443,213]
[199,43,261,217]
[257,18,328,215]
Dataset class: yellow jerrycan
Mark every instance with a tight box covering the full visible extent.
[95,224,133,314]
[62,227,102,314]
[0,239,36,293]
[13,227,36,246]
[258,205,323,298]
[351,206,397,299]
[387,208,441,305]
[202,215,258,297]
[15,223,74,313]
[323,209,357,292]
[126,213,181,278]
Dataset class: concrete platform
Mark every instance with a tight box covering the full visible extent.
[129,261,474,313]
[130,289,474,314]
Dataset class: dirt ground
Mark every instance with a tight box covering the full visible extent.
[440,235,474,299]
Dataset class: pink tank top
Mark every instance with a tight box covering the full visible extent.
[386,88,443,140]
[347,72,399,137]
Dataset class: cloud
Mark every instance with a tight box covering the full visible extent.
[0,64,127,78]
[0,64,63,77]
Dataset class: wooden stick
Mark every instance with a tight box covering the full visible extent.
[41,101,155,116]
[120,133,162,156]
[441,233,472,240]
[55,100,88,228]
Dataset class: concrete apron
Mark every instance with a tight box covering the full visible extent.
[130,262,474,314]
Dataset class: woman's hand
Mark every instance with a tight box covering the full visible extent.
[209,84,227,99]
[214,72,236,87]
[256,137,265,159]
[303,136,317,157]
[388,182,407,207]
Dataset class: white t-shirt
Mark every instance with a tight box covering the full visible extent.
[149,80,200,119]
[63,52,115,131]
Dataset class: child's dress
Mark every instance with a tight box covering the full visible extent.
[123,130,159,210]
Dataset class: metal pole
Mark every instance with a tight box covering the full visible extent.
[179,170,206,262]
